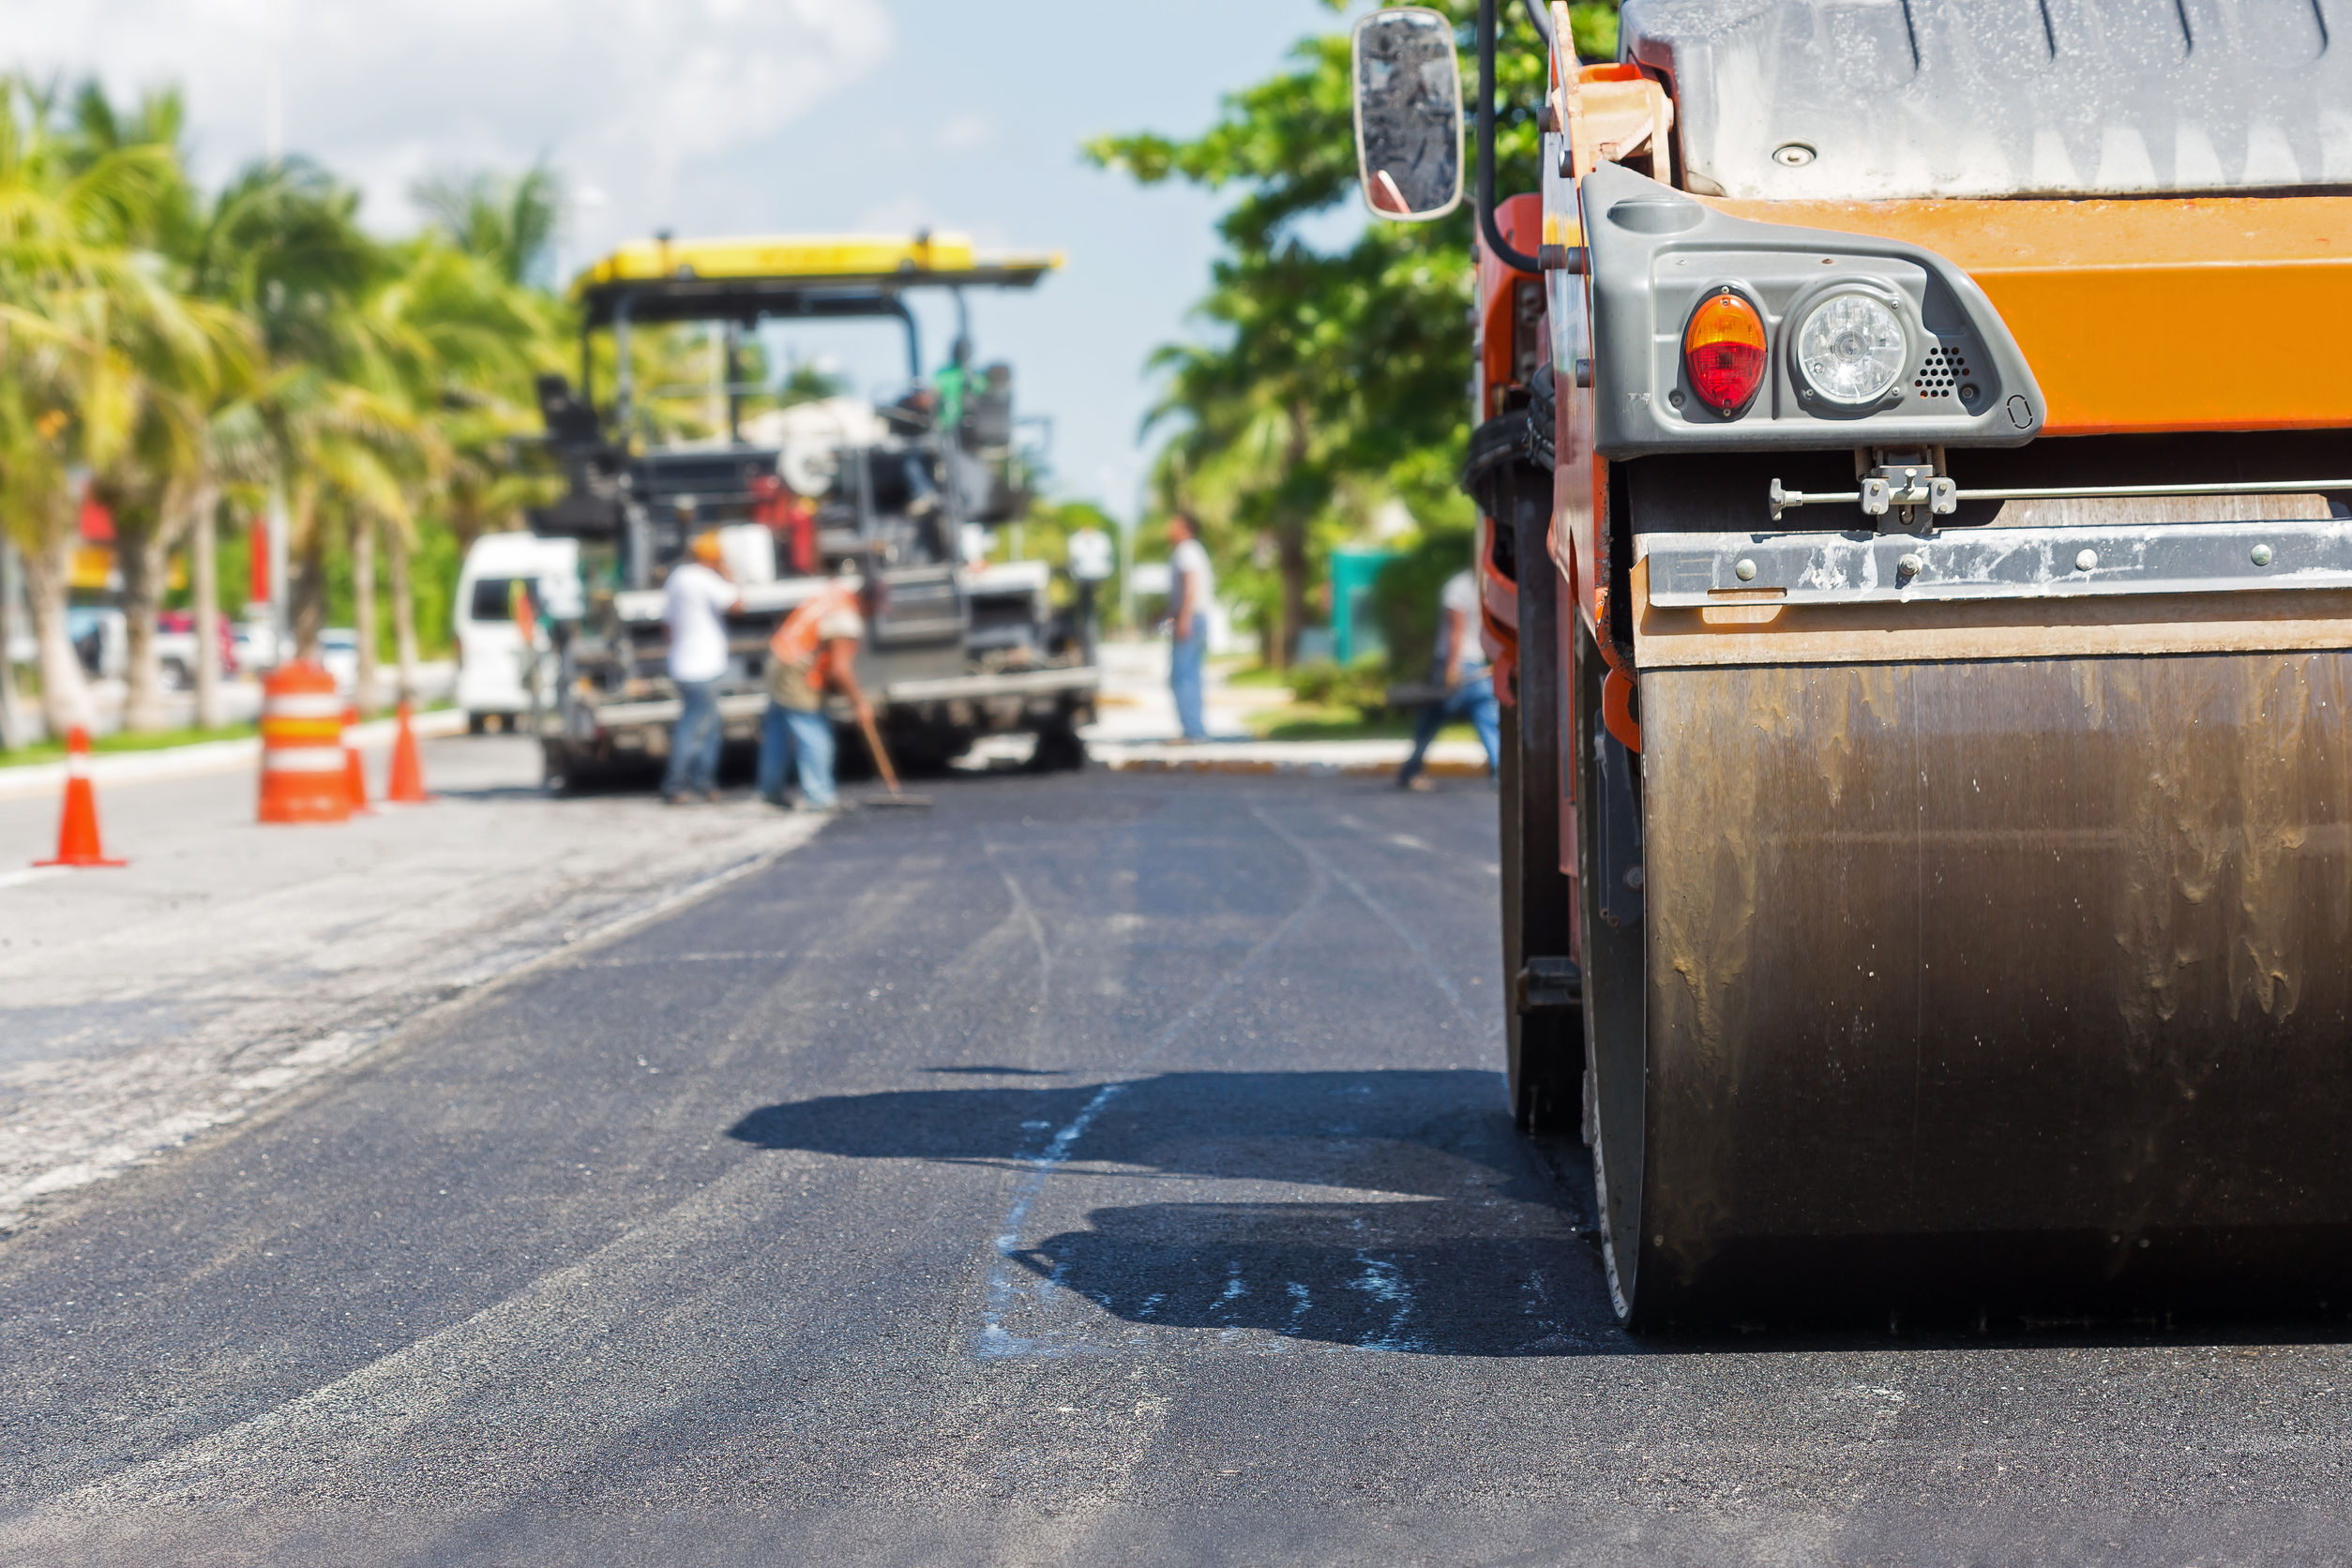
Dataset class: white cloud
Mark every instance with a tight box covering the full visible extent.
[851,194,932,234]
[0,0,895,256]
[935,112,991,154]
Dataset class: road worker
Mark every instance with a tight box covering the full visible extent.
[661,531,742,804]
[1396,566,1500,791]
[759,558,879,812]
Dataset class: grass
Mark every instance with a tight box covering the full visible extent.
[1245,700,1481,745]
[0,721,258,769]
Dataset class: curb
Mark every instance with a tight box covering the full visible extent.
[0,709,468,803]
[1093,752,1490,781]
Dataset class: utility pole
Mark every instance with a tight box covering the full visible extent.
[264,0,286,167]
[267,483,291,663]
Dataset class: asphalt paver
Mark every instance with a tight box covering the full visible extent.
[1,772,2346,1565]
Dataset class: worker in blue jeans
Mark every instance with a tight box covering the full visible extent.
[1166,512,1213,741]
[662,532,741,803]
[1398,567,1501,790]
[759,565,873,811]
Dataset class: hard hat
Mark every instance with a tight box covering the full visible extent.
[689,531,724,565]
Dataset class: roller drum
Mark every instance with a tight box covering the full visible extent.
[1606,648,2352,1321]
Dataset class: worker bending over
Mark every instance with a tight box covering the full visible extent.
[760,560,879,812]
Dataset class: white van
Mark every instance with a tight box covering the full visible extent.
[455,533,580,732]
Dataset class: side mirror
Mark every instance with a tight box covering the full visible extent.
[1351,8,1465,222]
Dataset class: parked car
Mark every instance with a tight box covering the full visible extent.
[231,621,281,673]
[64,608,127,680]
[153,611,239,689]
[319,628,360,695]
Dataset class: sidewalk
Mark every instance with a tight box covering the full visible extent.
[0,733,823,1236]
[1078,639,1494,778]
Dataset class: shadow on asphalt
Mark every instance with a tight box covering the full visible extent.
[730,1068,1624,1356]
[730,1070,2352,1356]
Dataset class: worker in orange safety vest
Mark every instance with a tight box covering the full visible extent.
[757,561,879,811]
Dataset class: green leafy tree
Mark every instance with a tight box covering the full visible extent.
[1090,0,1609,666]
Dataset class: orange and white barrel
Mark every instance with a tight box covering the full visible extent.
[258,663,352,824]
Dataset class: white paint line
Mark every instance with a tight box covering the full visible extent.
[973,822,1337,1357]
[1347,1251,1424,1351]
[0,866,71,892]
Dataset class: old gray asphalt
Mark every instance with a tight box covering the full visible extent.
[2,772,2347,1565]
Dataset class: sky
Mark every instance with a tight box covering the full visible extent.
[5,0,1362,523]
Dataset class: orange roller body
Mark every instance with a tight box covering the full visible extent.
[1443,1,2352,1327]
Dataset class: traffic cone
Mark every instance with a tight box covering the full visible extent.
[341,704,373,814]
[36,727,126,868]
[384,699,430,804]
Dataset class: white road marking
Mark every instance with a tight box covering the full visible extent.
[0,866,71,892]
[974,831,1334,1357]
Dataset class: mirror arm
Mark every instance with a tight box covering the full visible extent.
[1518,0,1554,49]
[1477,0,1544,275]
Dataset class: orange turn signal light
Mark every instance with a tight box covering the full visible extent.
[1683,292,1767,415]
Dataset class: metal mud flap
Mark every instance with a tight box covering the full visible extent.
[1593,713,1643,929]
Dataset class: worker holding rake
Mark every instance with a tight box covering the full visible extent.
[759,558,881,813]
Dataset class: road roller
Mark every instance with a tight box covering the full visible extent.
[1354,0,2352,1324]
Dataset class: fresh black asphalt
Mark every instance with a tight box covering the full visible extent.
[2,771,2347,1564]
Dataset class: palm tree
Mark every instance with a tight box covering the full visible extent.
[0,76,188,738]
[184,158,397,667]
[64,82,273,732]
[376,236,565,701]
[394,176,573,702]
[412,163,563,287]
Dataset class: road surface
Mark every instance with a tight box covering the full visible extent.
[2,768,2346,1565]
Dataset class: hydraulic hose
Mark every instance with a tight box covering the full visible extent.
[1478,0,1543,275]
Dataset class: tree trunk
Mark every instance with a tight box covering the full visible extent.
[1271,400,1315,671]
[192,484,223,731]
[352,509,380,716]
[1275,520,1310,672]
[117,499,182,734]
[386,522,419,704]
[20,522,93,740]
[0,539,23,749]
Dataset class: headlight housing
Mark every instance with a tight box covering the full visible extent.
[1794,292,1907,406]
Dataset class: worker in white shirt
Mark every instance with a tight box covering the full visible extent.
[661,532,743,803]
[1166,512,1213,742]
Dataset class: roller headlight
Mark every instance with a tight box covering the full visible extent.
[1795,292,1907,406]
